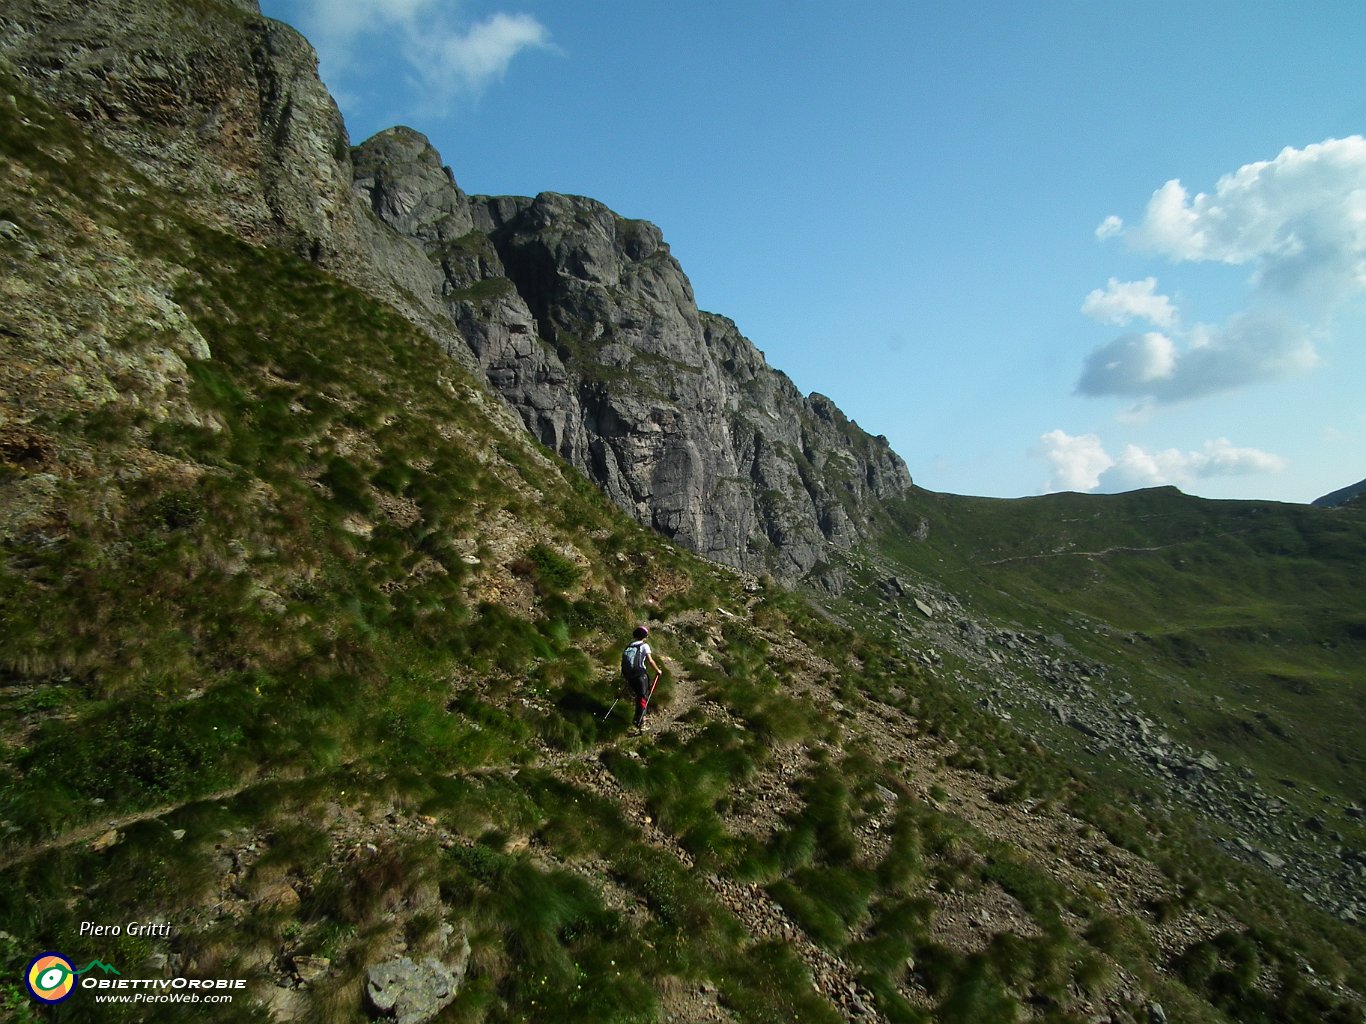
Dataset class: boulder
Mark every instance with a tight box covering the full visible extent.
[365,945,469,1024]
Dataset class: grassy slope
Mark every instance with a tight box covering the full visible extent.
[0,72,760,1021]
[873,487,1366,803]
[1,71,1364,1024]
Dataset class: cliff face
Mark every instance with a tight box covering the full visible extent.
[354,128,912,579]
[2,0,912,581]
[0,0,471,372]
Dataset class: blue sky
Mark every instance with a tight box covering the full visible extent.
[259,1,1365,504]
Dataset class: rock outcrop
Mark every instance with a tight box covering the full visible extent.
[866,576,1366,925]
[0,0,471,372]
[365,933,471,1024]
[354,128,913,578]
[2,0,912,580]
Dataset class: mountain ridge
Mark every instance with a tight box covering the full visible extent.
[351,125,913,581]
[1313,477,1366,508]
[0,0,912,582]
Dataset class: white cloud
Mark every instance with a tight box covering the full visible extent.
[1124,136,1366,303]
[1105,439,1287,491]
[1094,215,1124,241]
[1081,137,1365,408]
[1178,313,1319,390]
[1076,330,1177,395]
[285,1,552,103]
[1128,178,1205,262]
[1040,431,1285,493]
[1077,312,1317,403]
[1040,429,1113,492]
[1081,277,1177,328]
[410,12,553,97]
[287,0,432,66]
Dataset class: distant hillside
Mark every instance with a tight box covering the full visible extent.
[840,485,1366,922]
[1313,477,1366,507]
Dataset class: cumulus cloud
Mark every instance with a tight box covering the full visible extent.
[1079,137,1363,405]
[1077,331,1177,395]
[1081,277,1177,328]
[1076,312,1317,402]
[1106,439,1287,491]
[1126,136,1366,302]
[1040,431,1285,494]
[286,0,552,102]
[1040,430,1114,492]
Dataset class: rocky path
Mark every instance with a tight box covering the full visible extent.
[543,739,886,1022]
[532,641,887,1022]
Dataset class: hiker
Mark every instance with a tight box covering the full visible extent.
[621,625,663,729]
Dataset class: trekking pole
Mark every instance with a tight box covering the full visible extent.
[602,698,620,722]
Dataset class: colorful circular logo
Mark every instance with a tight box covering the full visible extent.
[25,952,77,1003]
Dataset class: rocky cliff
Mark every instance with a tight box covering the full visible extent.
[1,0,911,581]
[354,127,912,579]
[0,0,463,353]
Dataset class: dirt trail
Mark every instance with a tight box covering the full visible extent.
[0,781,263,872]
[540,718,886,1022]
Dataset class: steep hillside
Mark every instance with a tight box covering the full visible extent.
[0,0,912,584]
[837,487,1366,921]
[0,0,461,359]
[1,3,1364,1024]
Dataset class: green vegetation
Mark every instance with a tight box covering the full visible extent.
[0,62,1362,1024]
[0,74,854,1021]
[875,487,1366,801]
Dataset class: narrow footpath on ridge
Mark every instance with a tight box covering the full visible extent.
[0,781,269,873]
[534,622,889,1023]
